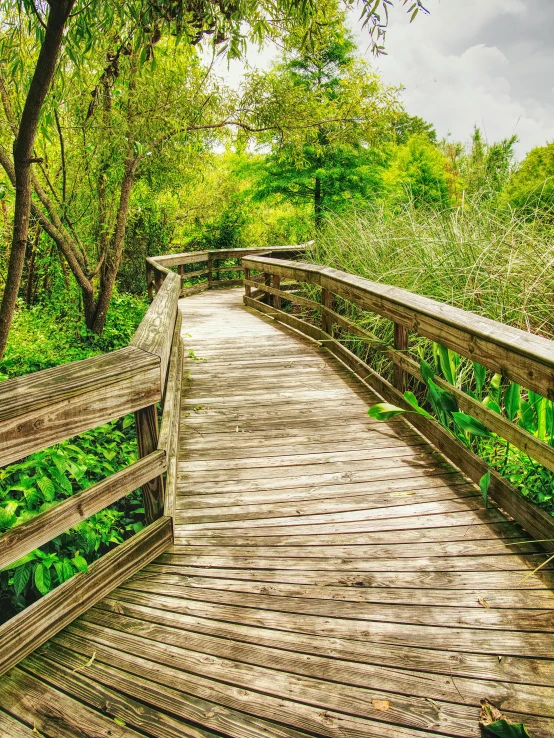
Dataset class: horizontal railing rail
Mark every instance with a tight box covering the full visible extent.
[242,254,554,552]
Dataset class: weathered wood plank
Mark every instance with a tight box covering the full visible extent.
[95,596,554,687]
[0,451,166,571]
[135,404,165,523]
[132,271,180,388]
[36,642,315,738]
[0,667,145,738]
[0,709,35,737]
[0,347,160,466]
[22,651,221,738]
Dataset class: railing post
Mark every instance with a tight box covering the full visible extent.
[135,404,165,523]
[321,287,333,335]
[244,267,251,298]
[147,262,153,301]
[393,323,409,392]
[264,272,271,305]
[273,274,281,310]
[154,268,163,293]
[208,254,213,288]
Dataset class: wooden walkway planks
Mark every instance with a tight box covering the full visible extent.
[1,288,554,738]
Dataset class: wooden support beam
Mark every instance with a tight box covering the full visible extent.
[321,288,333,335]
[244,267,251,298]
[393,323,409,392]
[135,404,165,523]
[273,274,281,310]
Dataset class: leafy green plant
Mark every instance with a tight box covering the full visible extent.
[367,346,554,516]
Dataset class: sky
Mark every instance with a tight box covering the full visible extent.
[215,0,554,159]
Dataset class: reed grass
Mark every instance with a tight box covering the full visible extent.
[310,199,554,339]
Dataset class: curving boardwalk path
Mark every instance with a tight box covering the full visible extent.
[1,289,554,737]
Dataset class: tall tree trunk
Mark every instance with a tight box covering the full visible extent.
[314,175,323,230]
[0,0,74,359]
[90,155,138,335]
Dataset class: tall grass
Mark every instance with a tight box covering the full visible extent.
[310,199,554,338]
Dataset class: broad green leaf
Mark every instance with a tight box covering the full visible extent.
[480,471,491,509]
[437,345,454,385]
[452,412,492,438]
[34,563,51,595]
[420,359,434,385]
[490,373,502,390]
[62,558,75,582]
[482,719,533,738]
[13,563,32,596]
[122,415,134,429]
[483,396,502,414]
[473,362,487,395]
[72,555,88,572]
[368,403,406,421]
[37,476,56,501]
[518,401,536,432]
[403,391,433,418]
[504,383,521,421]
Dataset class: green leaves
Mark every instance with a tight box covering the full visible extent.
[368,403,407,420]
[480,471,491,509]
[34,563,51,596]
[473,362,487,396]
[482,722,532,738]
[403,391,433,418]
[504,383,521,421]
[452,412,492,438]
[13,564,32,597]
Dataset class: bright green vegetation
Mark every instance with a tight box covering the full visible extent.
[368,349,554,514]
[310,199,554,339]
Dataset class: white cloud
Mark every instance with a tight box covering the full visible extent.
[353,0,554,157]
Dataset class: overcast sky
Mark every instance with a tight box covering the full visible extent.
[217,0,554,159]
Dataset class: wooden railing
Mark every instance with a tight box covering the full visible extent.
[0,243,307,677]
[242,254,554,552]
[147,244,309,300]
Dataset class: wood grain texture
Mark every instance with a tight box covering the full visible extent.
[132,270,180,388]
[0,346,160,467]
[135,404,165,523]
[0,451,166,571]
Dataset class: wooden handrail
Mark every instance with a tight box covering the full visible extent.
[146,243,311,300]
[242,255,554,399]
[242,254,554,551]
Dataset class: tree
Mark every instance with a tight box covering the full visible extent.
[383,134,452,209]
[247,3,401,226]
[505,141,554,217]
[0,0,427,357]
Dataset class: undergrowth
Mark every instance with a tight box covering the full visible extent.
[0,290,148,623]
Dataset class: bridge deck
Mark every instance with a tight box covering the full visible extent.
[1,289,554,737]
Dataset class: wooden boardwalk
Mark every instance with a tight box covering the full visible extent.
[1,288,554,738]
